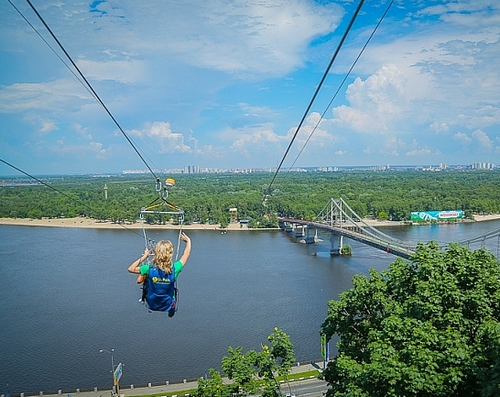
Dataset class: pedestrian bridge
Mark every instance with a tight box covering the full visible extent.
[278,198,500,259]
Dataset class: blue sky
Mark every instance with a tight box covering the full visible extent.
[1,0,499,176]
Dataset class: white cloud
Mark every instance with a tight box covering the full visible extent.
[472,129,494,150]
[418,1,500,27]
[289,112,338,147]
[340,2,500,131]
[0,79,92,113]
[453,131,472,145]
[223,111,338,161]
[430,122,449,133]
[45,140,106,157]
[150,0,343,76]
[405,148,433,157]
[39,120,58,136]
[39,0,343,78]
[228,123,284,156]
[90,142,107,159]
[77,59,147,84]
[332,64,409,134]
[74,123,92,140]
[131,121,192,154]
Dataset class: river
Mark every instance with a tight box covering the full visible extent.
[0,220,499,395]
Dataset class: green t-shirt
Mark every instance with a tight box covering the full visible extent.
[139,260,183,280]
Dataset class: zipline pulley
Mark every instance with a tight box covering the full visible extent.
[155,177,176,202]
[140,177,184,260]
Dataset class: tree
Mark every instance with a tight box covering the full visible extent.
[377,210,389,220]
[320,242,500,397]
[3,171,500,224]
[196,328,295,397]
[258,327,295,397]
[222,347,260,395]
[195,368,231,397]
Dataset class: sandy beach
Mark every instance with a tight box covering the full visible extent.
[1,213,499,230]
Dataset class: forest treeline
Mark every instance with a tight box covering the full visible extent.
[1,170,499,228]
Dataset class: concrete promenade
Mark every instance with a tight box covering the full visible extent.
[37,363,320,397]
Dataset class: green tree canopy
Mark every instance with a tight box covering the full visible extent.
[196,327,295,397]
[321,242,500,397]
[2,170,500,226]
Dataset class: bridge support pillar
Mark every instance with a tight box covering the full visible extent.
[295,225,306,237]
[304,227,317,244]
[330,232,343,256]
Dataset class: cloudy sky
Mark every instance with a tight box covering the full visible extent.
[1,0,499,176]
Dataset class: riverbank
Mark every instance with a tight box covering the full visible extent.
[1,214,499,230]
[37,362,321,397]
[0,217,254,230]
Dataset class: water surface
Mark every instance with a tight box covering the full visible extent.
[0,220,499,394]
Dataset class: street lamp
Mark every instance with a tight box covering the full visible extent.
[99,348,115,395]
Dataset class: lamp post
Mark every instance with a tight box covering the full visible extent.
[99,348,115,395]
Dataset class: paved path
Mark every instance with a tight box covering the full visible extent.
[38,363,321,397]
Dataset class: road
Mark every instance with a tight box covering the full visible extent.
[280,378,328,396]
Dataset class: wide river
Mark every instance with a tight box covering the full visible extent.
[1,220,499,395]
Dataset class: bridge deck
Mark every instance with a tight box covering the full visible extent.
[279,218,415,259]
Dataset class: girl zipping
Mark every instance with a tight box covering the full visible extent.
[128,232,192,316]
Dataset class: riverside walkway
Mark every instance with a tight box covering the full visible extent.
[38,363,319,397]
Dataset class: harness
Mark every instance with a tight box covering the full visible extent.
[143,265,178,313]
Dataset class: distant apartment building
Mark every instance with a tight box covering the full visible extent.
[183,165,201,174]
[472,162,494,170]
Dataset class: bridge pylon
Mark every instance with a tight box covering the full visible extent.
[304,226,318,243]
[314,198,357,255]
[314,198,358,226]
[330,233,344,256]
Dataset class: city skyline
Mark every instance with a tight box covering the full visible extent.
[1,0,500,177]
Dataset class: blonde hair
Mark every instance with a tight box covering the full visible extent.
[153,240,174,273]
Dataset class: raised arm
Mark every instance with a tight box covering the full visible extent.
[128,248,149,274]
[178,232,192,267]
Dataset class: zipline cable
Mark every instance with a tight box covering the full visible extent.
[0,157,94,214]
[8,0,163,179]
[0,157,144,237]
[265,0,366,198]
[24,0,159,182]
[287,0,395,172]
[7,0,98,102]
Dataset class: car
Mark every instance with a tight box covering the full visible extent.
[285,393,296,397]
